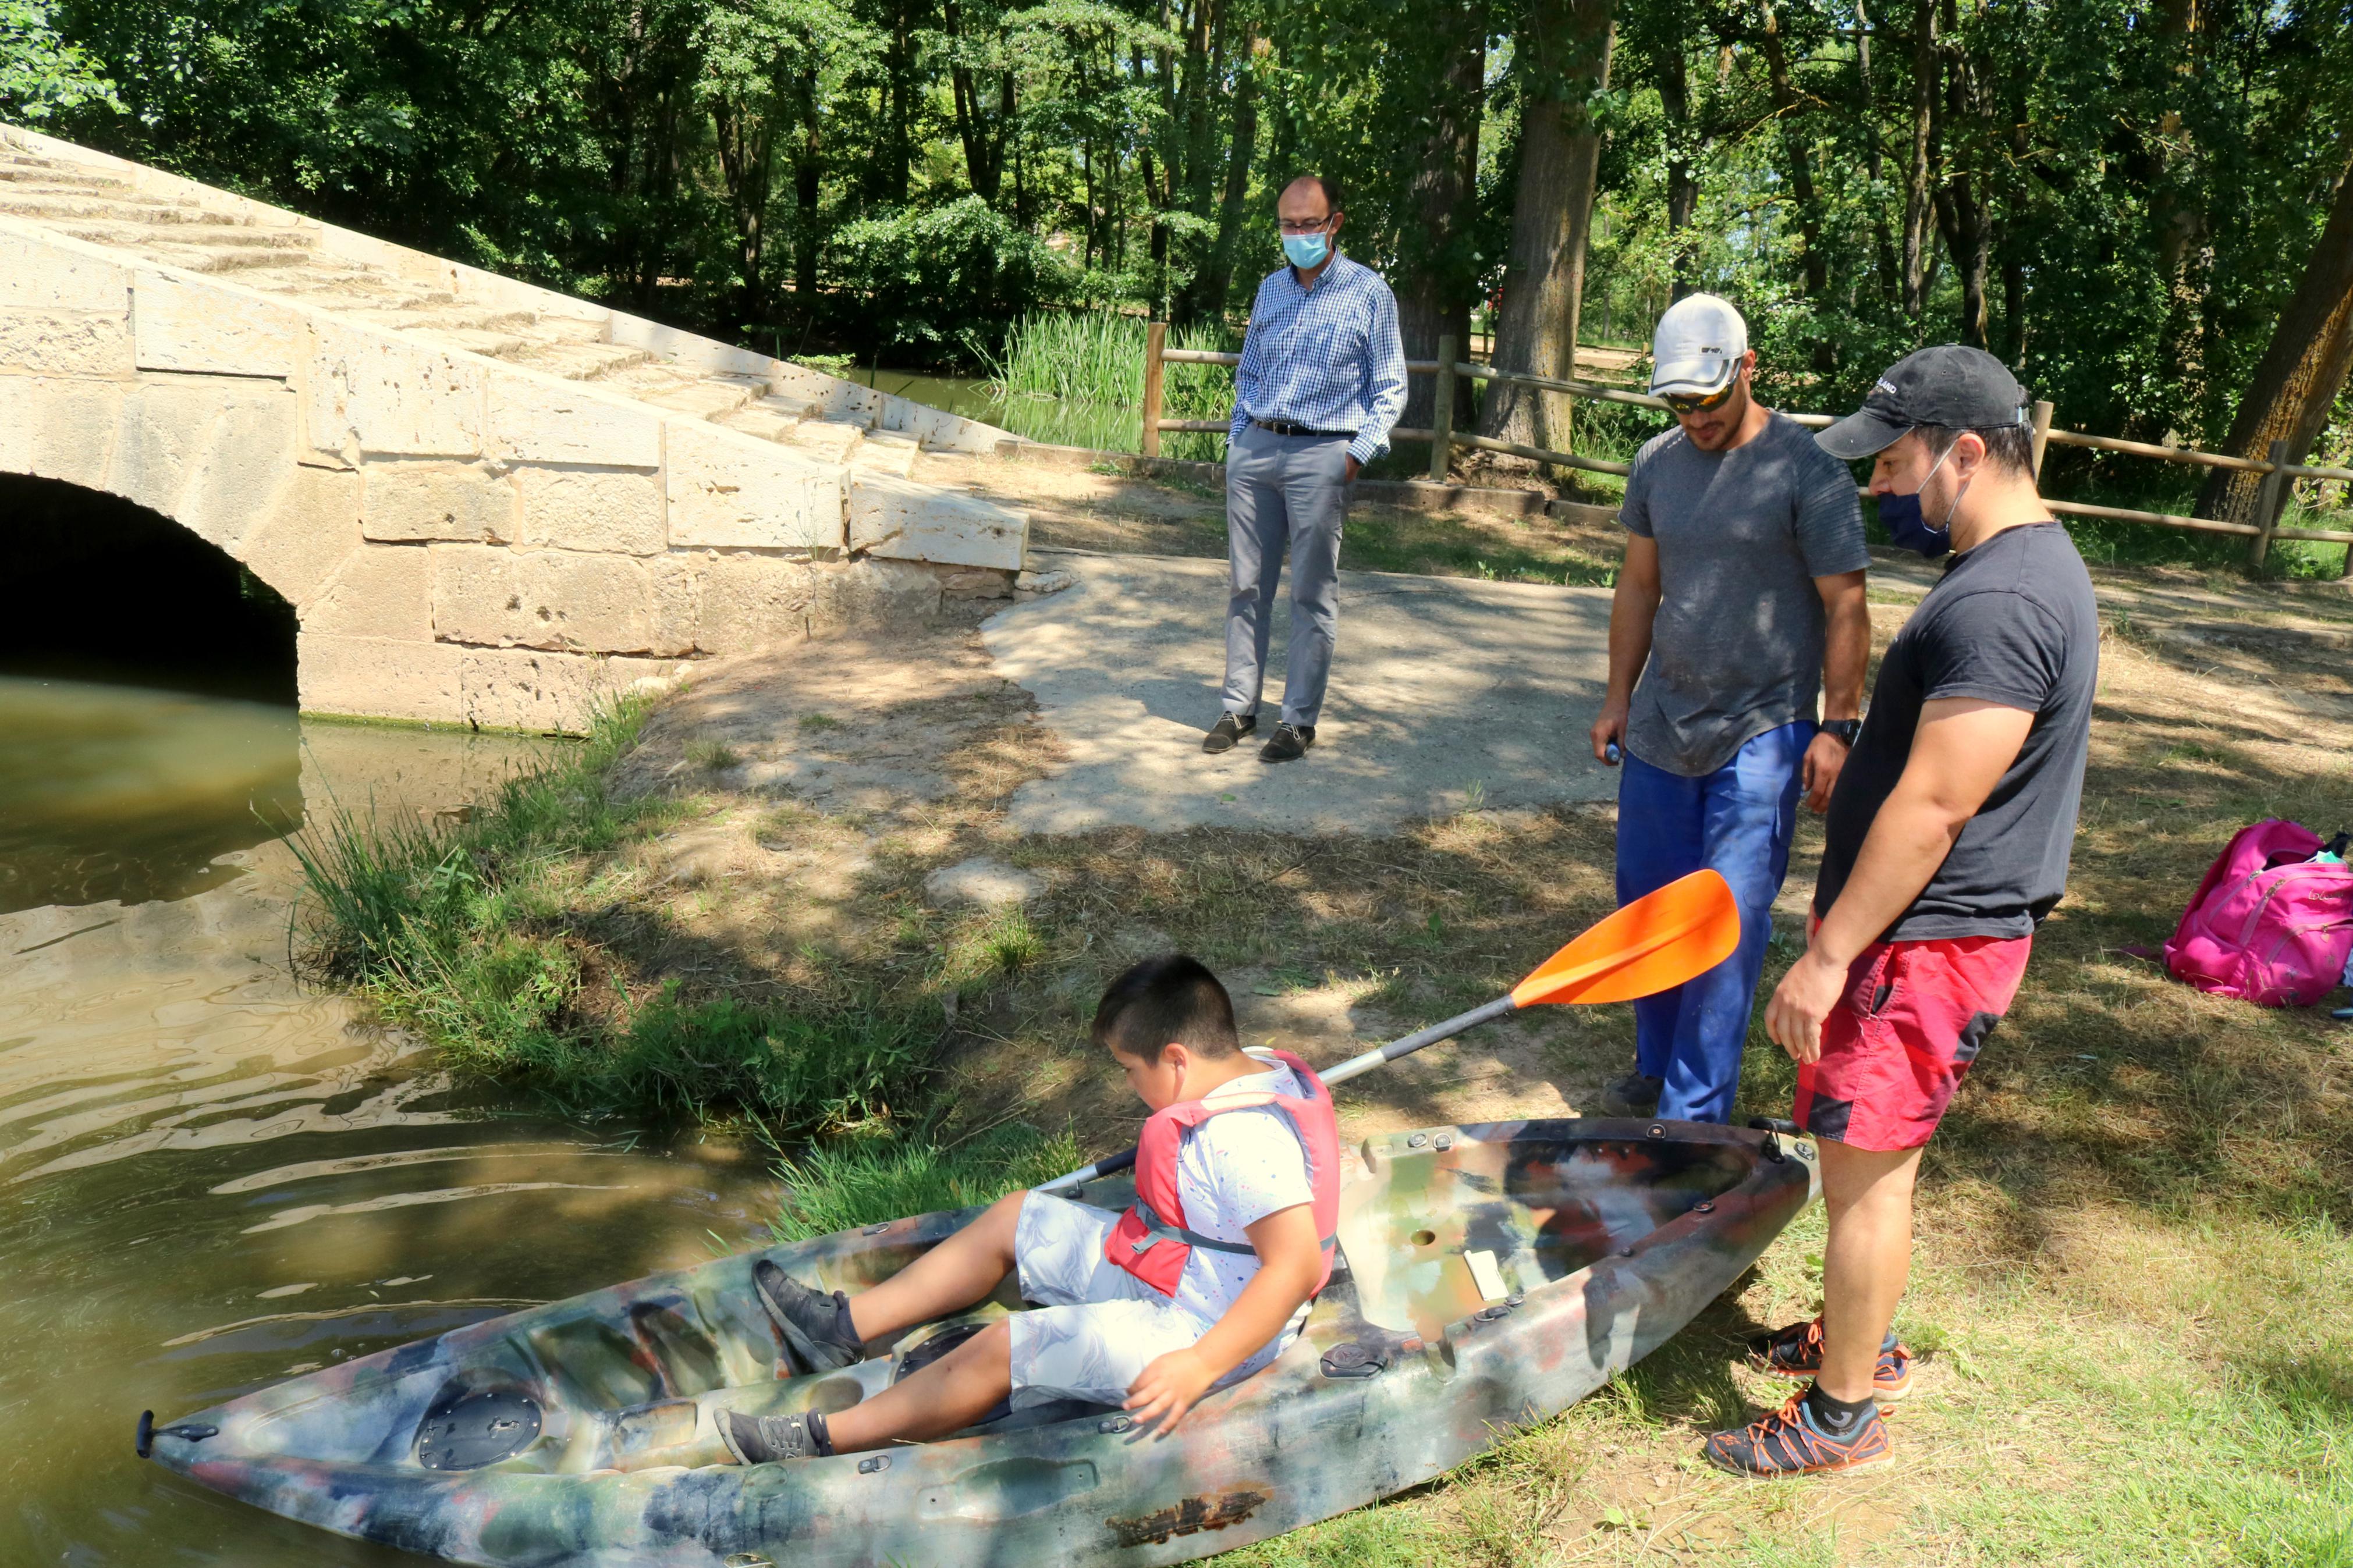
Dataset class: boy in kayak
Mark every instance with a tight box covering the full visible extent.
[718,954,1340,1463]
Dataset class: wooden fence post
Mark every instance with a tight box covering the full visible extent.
[2029,400,2054,479]
[2246,437,2292,573]
[1429,333,1457,483]
[1141,320,1167,458]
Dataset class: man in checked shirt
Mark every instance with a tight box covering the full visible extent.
[1202,174,1407,764]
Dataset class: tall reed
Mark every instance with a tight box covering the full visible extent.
[984,310,1241,461]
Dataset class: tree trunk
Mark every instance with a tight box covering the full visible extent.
[1759,3,1826,303]
[1651,21,1699,300]
[794,79,822,310]
[2150,0,2210,410]
[1855,1,1899,304]
[1397,2,1485,432]
[1481,0,1616,451]
[709,102,772,336]
[2198,139,2353,522]
[1195,24,1261,323]
[1900,0,1936,317]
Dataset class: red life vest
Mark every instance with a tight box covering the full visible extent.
[1103,1049,1343,1298]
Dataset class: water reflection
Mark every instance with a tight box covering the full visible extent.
[0,675,302,913]
[0,687,781,1566]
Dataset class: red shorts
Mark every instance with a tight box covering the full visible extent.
[1793,934,2032,1151]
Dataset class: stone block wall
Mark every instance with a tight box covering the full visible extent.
[0,217,1013,732]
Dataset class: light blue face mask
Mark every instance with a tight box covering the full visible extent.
[1281,230,1330,268]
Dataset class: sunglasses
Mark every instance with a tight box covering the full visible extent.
[1662,382,1739,416]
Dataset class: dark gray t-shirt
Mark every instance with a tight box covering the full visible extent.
[1620,413,1869,776]
[1814,522,2099,943]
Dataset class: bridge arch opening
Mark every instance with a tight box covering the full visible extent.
[1,473,299,705]
[1,472,304,913]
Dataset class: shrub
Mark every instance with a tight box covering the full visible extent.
[828,197,1075,364]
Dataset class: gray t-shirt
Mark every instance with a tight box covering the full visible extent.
[1620,412,1869,776]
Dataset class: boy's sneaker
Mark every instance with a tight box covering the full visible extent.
[1703,1391,1891,1477]
[720,1410,828,1464]
[1259,722,1315,763]
[1750,1316,1914,1401]
[1598,1070,1663,1117]
[754,1259,863,1373]
[1203,712,1257,753]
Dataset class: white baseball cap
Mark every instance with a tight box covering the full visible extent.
[1649,293,1748,397]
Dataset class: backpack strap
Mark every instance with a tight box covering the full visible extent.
[1124,1197,1336,1257]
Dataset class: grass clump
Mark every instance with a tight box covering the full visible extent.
[290,698,934,1129]
[982,310,1237,460]
[686,737,741,770]
[771,1122,1084,1241]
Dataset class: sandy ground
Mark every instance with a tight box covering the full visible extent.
[983,547,1617,832]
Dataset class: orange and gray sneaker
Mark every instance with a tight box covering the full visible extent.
[1703,1389,1892,1477]
[1750,1317,1913,1401]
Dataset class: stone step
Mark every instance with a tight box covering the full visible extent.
[400,325,534,357]
[783,419,865,462]
[714,403,803,442]
[640,377,765,420]
[133,241,308,275]
[345,305,542,334]
[849,436,920,477]
[501,340,651,380]
[0,191,228,225]
[56,219,311,253]
[0,166,127,191]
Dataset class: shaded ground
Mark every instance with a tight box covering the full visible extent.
[420,466,2353,1563]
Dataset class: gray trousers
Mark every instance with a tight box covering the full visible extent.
[1222,422,1349,728]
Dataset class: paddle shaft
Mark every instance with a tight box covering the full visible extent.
[1036,993,1520,1192]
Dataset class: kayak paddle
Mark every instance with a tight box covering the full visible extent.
[1037,867,1741,1193]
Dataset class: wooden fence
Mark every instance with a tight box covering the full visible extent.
[1138,323,2353,572]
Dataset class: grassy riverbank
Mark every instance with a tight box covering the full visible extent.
[291,699,939,1130]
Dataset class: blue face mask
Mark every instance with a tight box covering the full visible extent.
[1281,230,1330,268]
[1878,439,1967,557]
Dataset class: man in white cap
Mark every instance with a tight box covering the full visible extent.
[1589,293,1870,1125]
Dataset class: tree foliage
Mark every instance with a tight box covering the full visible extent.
[6,0,2350,471]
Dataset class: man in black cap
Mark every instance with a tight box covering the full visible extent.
[1701,346,2098,1477]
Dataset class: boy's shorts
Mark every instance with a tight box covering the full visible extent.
[1006,1192,1290,1409]
[1792,934,2032,1151]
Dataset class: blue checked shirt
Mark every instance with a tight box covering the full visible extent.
[1229,253,1408,465]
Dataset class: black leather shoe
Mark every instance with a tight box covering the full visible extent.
[1203,712,1257,753]
[1259,723,1316,763]
[1599,1071,1664,1117]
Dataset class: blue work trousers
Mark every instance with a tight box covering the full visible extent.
[1614,722,1811,1124]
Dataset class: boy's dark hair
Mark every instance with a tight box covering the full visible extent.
[1092,954,1241,1061]
[1914,421,2037,480]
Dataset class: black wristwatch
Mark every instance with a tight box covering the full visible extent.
[1822,719,1864,746]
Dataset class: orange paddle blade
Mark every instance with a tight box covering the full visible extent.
[1509,869,1740,1007]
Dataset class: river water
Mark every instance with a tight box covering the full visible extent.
[0,675,782,1566]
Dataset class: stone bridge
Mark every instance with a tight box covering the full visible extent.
[0,122,1032,731]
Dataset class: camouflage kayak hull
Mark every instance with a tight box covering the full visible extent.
[142,1118,1816,1566]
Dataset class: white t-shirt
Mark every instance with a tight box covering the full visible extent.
[1165,1062,1318,1332]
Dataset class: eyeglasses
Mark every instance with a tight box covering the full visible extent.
[1277,216,1336,234]
[1662,382,1738,416]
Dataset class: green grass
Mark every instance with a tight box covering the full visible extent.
[289,699,935,1128]
[686,737,741,770]
[769,1122,1084,1241]
[982,310,1238,461]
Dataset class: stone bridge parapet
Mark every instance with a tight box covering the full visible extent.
[0,124,1031,731]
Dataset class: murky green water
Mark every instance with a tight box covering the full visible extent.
[0,679,781,1566]
[871,368,1148,453]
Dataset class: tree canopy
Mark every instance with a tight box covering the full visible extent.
[7,0,2351,474]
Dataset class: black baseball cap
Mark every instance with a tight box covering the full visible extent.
[1816,344,2031,460]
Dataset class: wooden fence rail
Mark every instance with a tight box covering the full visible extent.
[1141,330,2353,568]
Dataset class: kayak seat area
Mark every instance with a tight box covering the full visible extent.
[1337,1126,1754,1340]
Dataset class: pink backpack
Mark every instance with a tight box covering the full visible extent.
[2164,820,2353,1008]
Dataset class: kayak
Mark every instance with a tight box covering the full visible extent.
[140,1117,1816,1566]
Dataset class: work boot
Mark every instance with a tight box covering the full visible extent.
[1702,1388,1891,1477]
[1750,1317,1915,1401]
[719,1410,830,1465]
[1259,722,1315,763]
[1598,1070,1663,1117]
[753,1259,864,1373]
[1203,712,1257,754]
